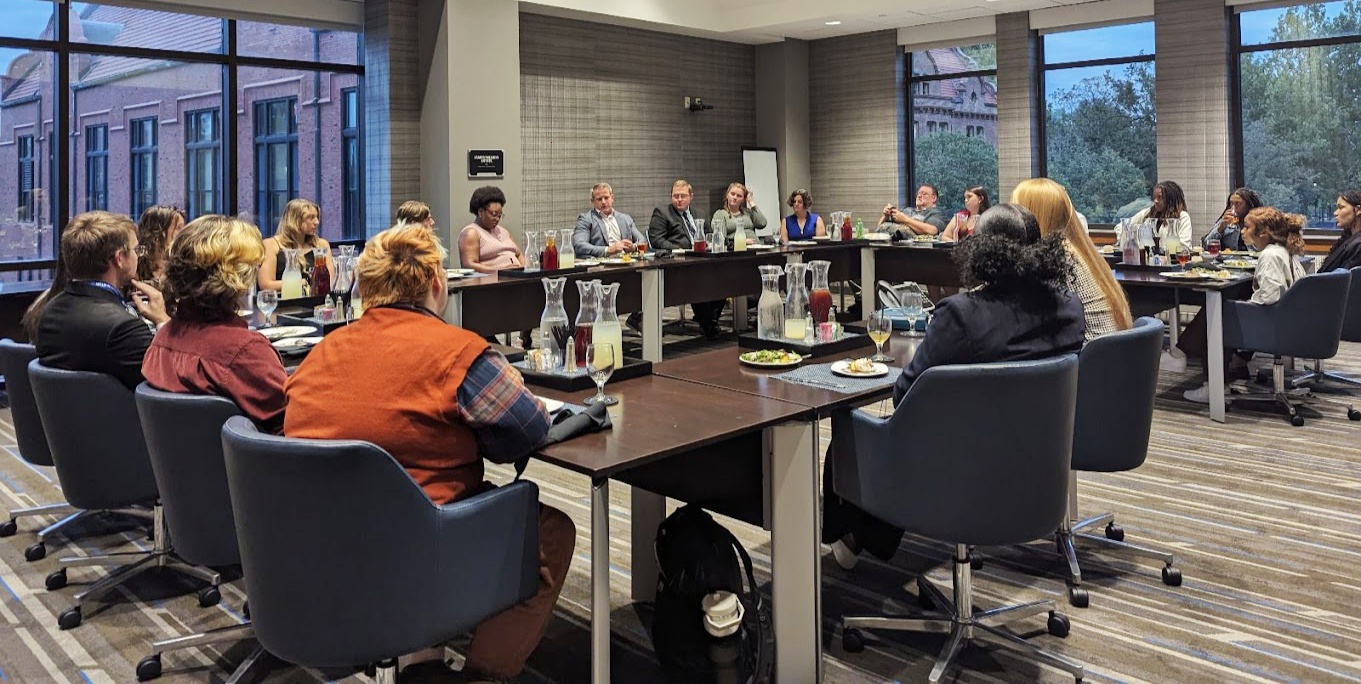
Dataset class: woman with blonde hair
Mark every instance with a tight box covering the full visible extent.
[142,215,287,433]
[1011,178,1133,341]
[711,182,767,248]
[395,200,436,228]
[258,198,333,292]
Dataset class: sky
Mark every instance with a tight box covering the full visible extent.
[1042,22,1155,95]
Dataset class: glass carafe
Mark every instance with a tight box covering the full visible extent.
[593,281,623,370]
[784,262,810,341]
[311,247,332,297]
[525,230,541,271]
[757,265,785,340]
[543,231,560,270]
[808,260,833,325]
[538,277,570,371]
[574,279,600,368]
[280,247,304,299]
[559,228,576,269]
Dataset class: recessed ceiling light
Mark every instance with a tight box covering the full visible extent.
[825,20,842,25]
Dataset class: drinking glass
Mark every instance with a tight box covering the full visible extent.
[868,310,894,362]
[256,289,279,327]
[1206,237,1221,257]
[585,343,619,406]
[900,292,924,337]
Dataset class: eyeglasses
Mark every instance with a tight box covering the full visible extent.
[132,244,148,256]
[481,209,504,219]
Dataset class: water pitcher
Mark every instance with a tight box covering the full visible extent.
[784,262,810,341]
[538,277,570,370]
[574,279,600,368]
[593,281,623,370]
[559,228,576,269]
[757,265,785,340]
[525,230,542,271]
[280,247,304,298]
[808,260,833,325]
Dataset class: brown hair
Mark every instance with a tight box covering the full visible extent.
[273,199,320,250]
[355,225,447,309]
[21,257,68,341]
[135,205,186,285]
[1243,207,1306,256]
[723,182,749,211]
[1010,178,1133,331]
[166,215,265,323]
[395,200,433,225]
[787,189,814,210]
[60,211,137,280]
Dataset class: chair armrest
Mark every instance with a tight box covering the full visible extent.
[1222,300,1275,350]
[432,480,541,637]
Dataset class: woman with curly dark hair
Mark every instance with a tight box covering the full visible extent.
[141,215,287,433]
[824,203,1086,568]
[1204,187,1264,253]
[135,205,186,291]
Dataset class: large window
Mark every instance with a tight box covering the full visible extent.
[84,124,108,210]
[908,43,998,213]
[253,97,298,232]
[129,117,157,218]
[1236,1,1361,228]
[0,1,363,278]
[342,87,361,239]
[1042,22,1156,225]
[185,108,222,220]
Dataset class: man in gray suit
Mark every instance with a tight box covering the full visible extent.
[573,183,646,257]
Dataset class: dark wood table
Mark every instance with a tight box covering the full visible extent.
[530,374,819,683]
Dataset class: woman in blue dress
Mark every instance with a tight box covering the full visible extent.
[781,189,827,243]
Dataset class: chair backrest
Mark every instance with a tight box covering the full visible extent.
[0,339,53,467]
[1223,270,1350,359]
[1072,317,1164,473]
[833,355,1079,547]
[27,360,158,510]
[135,384,243,567]
[221,417,540,667]
[1341,266,1361,342]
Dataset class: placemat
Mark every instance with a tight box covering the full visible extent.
[771,362,902,394]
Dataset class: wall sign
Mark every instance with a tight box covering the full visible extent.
[467,149,505,178]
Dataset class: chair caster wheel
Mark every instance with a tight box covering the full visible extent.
[45,568,67,591]
[58,606,82,630]
[1290,414,1305,427]
[1068,586,1089,608]
[197,586,221,608]
[842,628,865,653]
[25,541,46,561]
[970,556,983,570]
[1104,522,1124,542]
[1047,611,1071,638]
[0,519,16,537]
[1348,408,1360,421]
[136,654,163,681]
[1162,566,1183,587]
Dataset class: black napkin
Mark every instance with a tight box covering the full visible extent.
[515,402,613,478]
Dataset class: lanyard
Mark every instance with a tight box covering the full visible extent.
[72,279,126,304]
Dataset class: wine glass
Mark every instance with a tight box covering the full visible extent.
[585,342,618,406]
[900,292,924,337]
[868,310,894,362]
[256,289,279,328]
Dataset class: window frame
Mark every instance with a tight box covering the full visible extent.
[129,116,158,218]
[184,107,223,219]
[84,123,108,211]
[17,134,37,223]
[341,86,362,240]
[253,97,300,232]
[904,44,999,205]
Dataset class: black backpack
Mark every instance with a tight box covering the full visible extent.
[651,505,774,683]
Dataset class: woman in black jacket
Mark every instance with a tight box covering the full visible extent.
[825,203,1087,568]
[1320,189,1361,274]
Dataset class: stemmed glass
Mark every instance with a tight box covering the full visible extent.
[900,291,924,337]
[256,289,279,328]
[867,310,894,362]
[585,343,618,406]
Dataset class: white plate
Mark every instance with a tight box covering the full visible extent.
[811,236,832,241]
[745,244,776,250]
[830,359,889,378]
[787,240,818,246]
[863,232,891,242]
[271,336,325,350]
[576,258,602,266]
[738,351,804,368]
[670,249,687,255]
[256,325,318,341]
[601,257,635,265]
[537,396,565,414]
[446,268,476,278]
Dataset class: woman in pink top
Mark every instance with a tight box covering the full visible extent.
[458,186,525,273]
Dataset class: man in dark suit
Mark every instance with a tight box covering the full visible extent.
[648,180,725,339]
[36,211,170,389]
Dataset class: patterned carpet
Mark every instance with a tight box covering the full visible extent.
[2,315,1361,683]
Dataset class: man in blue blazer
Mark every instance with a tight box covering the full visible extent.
[573,184,646,258]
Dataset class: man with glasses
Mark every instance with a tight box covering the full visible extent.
[881,184,949,238]
[647,180,725,339]
[35,211,169,389]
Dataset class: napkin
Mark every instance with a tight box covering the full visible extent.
[515,402,613,478]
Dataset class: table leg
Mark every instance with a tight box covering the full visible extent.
[642,269,663,362]
[1168,289,1180,348]
[860,248,875,318]
[734,296,749,332]
[769,421,822,682]
[591,477,611,684]
[1206,290,1226,423]
[442,291,463,328]
[631,488,665,602]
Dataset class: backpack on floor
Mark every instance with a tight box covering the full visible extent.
[651,504,774,684]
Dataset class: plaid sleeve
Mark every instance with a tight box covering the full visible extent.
[456,349,552,464]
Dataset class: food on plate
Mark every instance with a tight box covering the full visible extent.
[620,253,633,263]
[739,349,801,364]
[912,234,934,242]
[1222,259,1257,269]
[846,357,878,373]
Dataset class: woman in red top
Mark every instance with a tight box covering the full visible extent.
[142,215,287,433]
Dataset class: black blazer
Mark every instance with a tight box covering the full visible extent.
[35,281,157,390]
[648,204,703,251]
[1321,229,1361,274]
[893,287,1086,405]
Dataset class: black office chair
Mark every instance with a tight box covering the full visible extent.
[1288,265,1361,399]
[1223,270,1353,426]
[1058,317,1181,608]
[221,417,541,683]
[834,356,1084,683]
[28,361,220,630]
[132,385,266,682]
